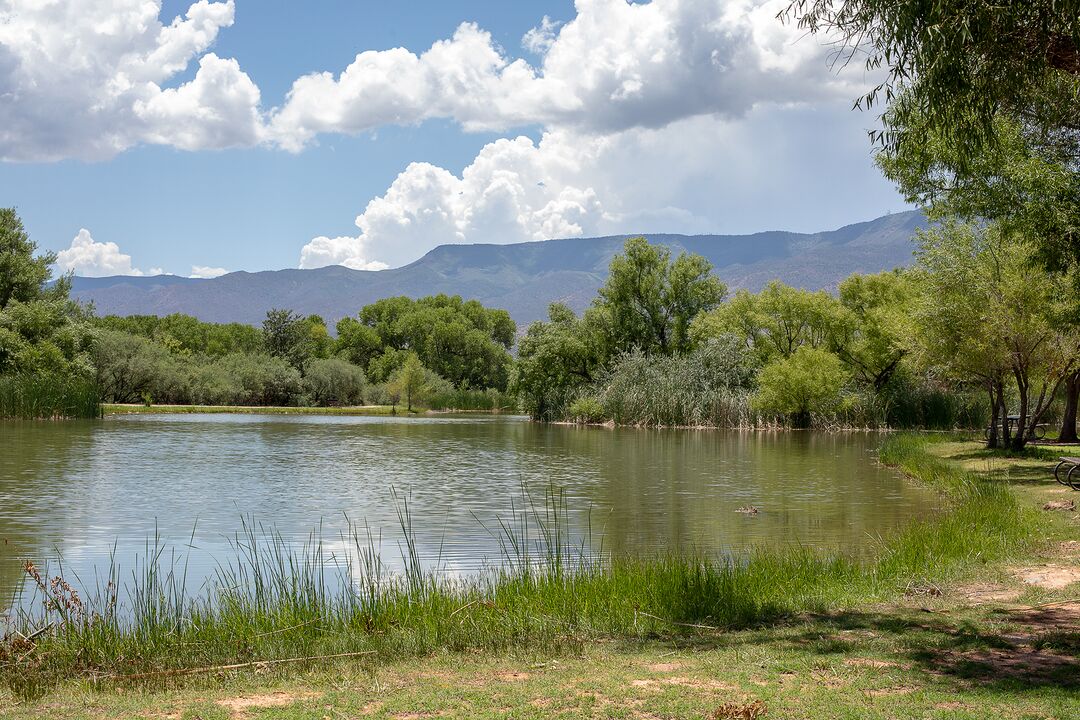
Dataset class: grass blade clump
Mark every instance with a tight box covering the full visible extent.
[0,373,100,419]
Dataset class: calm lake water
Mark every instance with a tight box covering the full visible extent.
[1,414,935,612]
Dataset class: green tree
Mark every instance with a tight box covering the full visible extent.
[0,208,56,309]
[303,315,333,361]
[0,208,94,384]
[388,352,430,412]
[832,270,914,391]
[783,0,1080,159]
[335,316,382,368]
[878,113,1080,277]
[691,281,842,365]
[753,346,848,428]
[346,294,515,389]
[879,108,1080,439]
[596,237,726,356]
[510,303,609,421]
[262,308,328,374]
[910,222,1079,449]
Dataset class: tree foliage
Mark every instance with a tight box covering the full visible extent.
[833,270,914,390]
[388,352,431,412]
[510,303,610,421]
[691,281,841,365]
[336,294,515,389]
[783,0,1080,159]
[753,346,848,428]
[95,313,264,358]
[596,236,726,356]
[910,221,1080,448]
[0,208,93,387]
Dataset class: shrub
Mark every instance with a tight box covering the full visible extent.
[303,358,367,406]
[753,346,847,428]
[568,396,606,423]
[191,354,302,406]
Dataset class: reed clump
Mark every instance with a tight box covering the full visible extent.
[1,435,1037,699]
[0,373,100,419]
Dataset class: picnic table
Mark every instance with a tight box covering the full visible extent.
[983,414,1048,441]
[1054,457,1080,490]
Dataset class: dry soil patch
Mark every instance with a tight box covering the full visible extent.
[217,691,321,718]
[1014,564,1080,590]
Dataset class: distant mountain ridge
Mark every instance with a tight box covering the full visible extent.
[69,211,926,329]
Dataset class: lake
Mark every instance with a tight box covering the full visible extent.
[1,414,935,614]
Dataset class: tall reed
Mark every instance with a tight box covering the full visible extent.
[0,373,100,419]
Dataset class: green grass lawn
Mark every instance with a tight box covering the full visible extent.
[103,403,417,417]
[3,437,1078,719]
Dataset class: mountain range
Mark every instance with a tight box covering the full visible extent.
[69,210,927,330]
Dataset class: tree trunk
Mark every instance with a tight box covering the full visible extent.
[997,383,1012,449]
[1061,371,1080,443]
[986,383,1000,449]
[1011,367,1029,452]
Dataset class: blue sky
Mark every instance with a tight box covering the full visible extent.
[0,1,906,277]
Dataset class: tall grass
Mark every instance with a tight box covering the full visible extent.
[1,435,1037,698]
[580,343,762,428]
[0,373,100,419]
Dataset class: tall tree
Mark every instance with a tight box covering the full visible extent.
[0,208,56,310]
[832,270,914,391]
[510,303,609,421]
[344,294,515,389]
[596,236,726,356]
[0,208,92,378]
[911,222,1079,449]
[691,282,842,366]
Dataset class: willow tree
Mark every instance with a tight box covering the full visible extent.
[510,303,610,421]
[879,112,1080,440]
[785,1,1080,280]
[596,237,726,357]
[783,1,1080,155]
[912,222,1079,449]
[690,281,841,366]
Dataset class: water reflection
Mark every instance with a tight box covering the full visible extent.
[1,415,935,609]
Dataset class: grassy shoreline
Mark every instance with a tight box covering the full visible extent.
[102,403,511,417]
[3,434,1078,717]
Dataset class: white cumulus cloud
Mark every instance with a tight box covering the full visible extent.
[190,265,230,278]
[0,0,262,161]
[270,0,861,150]
[55,229,151,277]
[298,133,609,269]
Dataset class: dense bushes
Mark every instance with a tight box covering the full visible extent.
[302,358,367,406]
